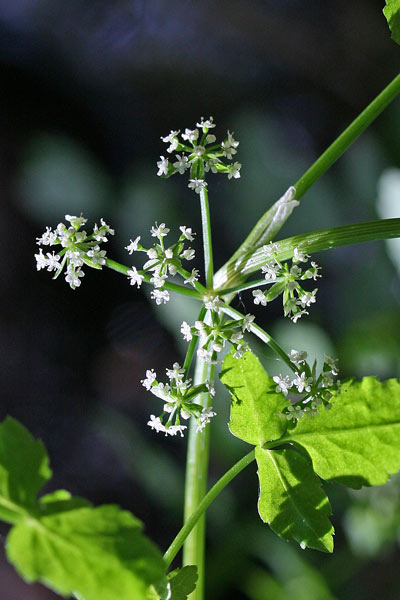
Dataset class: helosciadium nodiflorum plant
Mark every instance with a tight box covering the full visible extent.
[9,19,400,600]
[35,117,340,438]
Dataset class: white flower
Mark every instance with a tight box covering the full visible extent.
[242,314,255,332]
[146,248,158,260]
[150,273,167,288]
[298,289,318,308]
[127,266,144,288]
[291,309,309,323]
[261,263,280,281]
[166,362,185,381]
[45,251,61,272]
[151,289,170,305]
[151,382,172,401]
[86,245,107,266]
[65,214,87,228]
[141,369,157,390]
[151,222,170,238]
[196,117,215,130]
[303,261,321,281]
[181,248,195,261]
[66,250,85,267]
[262,242,279,259]
[205,134,216,144]
[293,247,309,263]
[93,218,114,242]
[184,269,200,286]
[197,348,218,364]
[196,407,217,432]
[166,138,179,153]
[204,296,221,312]
[36,226,58,246]
[65,265,85,289]
[273,375,293,395]
[173,154,189,174]
[227,162,241,180]
[167,424,187,437]
[147,415,166,433]
[188,179,207,194]
[125,236,141,254]
[221,131,239,158]
[205,380,216,397]
[181,321,192,342]
[157,156,169,176]
[204,158,219,173]
[182,128,199,142]
[179,226,196,241]
[289,349,308,366]
[193,145,206,157]
[161,130,180,143]
[35,248,49,270]
[252,289,267,306]
[293,372,313,393]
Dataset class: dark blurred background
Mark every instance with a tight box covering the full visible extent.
[1,1,400,598]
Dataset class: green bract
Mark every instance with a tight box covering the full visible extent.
[384,0,400,44]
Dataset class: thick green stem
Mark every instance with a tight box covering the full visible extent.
[182,357,214,600]
[294,73,400,199]
[199,187,214,288]
[164,449,256,568]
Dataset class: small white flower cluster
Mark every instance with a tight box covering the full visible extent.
[142,363,216,437]
[35,215,114,289]
[157,117,241,194]
[273,350,340,422]
[252,243,321,322]
[125,223,199,305]
[181,312,255,364]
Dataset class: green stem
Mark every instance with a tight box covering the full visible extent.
[232,218,400,280]
[105,258,203,299]
[199,186,214,288]
[294,73,400,199]
[220,304,297,373]
[182,356,215,600]
[164,449,256,568]
[183,306,207,376]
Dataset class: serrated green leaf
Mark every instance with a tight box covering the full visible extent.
[0,417,51,520]
[6,503,165,600]
[39,490,92,515]
[220,350,289,446]
[168,566,198,600]
[256,447,334,552]
[286,377,400,488]
[384,0,400,45]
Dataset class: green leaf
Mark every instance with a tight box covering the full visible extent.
[168,566,198,600]
[0,417,51,520]
[384,0,400,45]
[220,350,288,446]
[6,503,165,600]
[256,447,334,552]
[286,377,400,488]
[38,490,92,515]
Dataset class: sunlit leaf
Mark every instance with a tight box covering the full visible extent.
[7,503,165,600]
[384,0,400,45]
[168,566,198,600]
[0,417,51,521]
[256,447,334,552]
[286,378,400,488]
